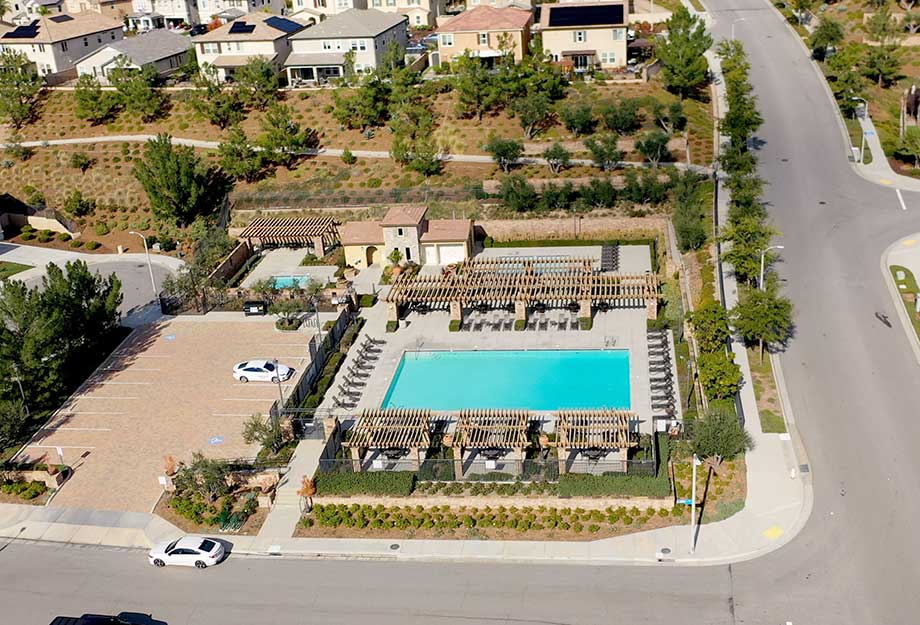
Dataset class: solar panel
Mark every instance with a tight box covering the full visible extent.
[49,14,73,23]
[547,5,625,28]
[228,21,256,34]
[265,16,303,34]
[2,20,40,39]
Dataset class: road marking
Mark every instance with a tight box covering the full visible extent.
[880,178,894,185]
[763,525,784,540]
[39,427,112,432]
[101,367,161,372]
[73,395,139,400]
[897,188,908,211]
[97,381,151,385]
[212,413,254,417]
[56,411,126,415]
[223,398,276,402]
[27,444,97,449]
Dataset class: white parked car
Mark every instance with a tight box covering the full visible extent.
[148,536,225,569]
[232,360,294,383]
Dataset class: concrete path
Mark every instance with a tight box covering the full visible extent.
[853,111,920,192]
[1,134,711,173]
[255,438,326,546]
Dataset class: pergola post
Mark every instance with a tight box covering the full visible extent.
[311,235,327,258]
[349,446,363,473]
[449,300,462,322]
[513,447,524,476]
[617,447,629,474]
[579,300,592,318]
[452,446,464,480]
[386,301,400,330]
[646,297,658,320]
[557,447,569,475]
[514,300,527,325]
[411,446,421,471]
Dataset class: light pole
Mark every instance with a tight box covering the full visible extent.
[759,245,785,291]
[129,231,158,299]
[690,454,701,554]
[731,18,746,41]
[10,363,29,418]
[851,96,868,162]
[271,358,285,408]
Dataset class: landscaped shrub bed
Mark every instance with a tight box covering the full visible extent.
[302,502,684,537]
[558,434,671,498]
[169,493,258,527]
[0,480,48,500]
[415,481,558,497]
[315,471,416,497]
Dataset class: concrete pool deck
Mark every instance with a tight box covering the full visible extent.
[320,302,653,433]
[242,248,337,288]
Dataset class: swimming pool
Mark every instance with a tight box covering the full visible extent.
[382,350,630,411]
[272,275,313,289]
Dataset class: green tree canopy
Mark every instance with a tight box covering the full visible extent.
[636,129,671,166]
[218,126,264,182]
[259,103,319,169]
[484,136,524,173]
[512,93,551,139]
[689,301,731,352]
[499,174,537,212]
[599,98,642,134]
[109,61,167,122]
[697,351,742,400]
[74,74,120,125]
[560,103,596,136]
[542,142,571,174]
[234,57,280,110]
[584,133,624,171]
[732,284,794,362]
[692,405,752,459]
[452,54,499,120]
[190,65,246,129]
[656,7,713,98]
[720,216,778,285]
[133,133,212,225]
[809,17,844,60]
[0,49,45,129]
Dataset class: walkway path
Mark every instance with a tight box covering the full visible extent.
[853,112,920,192]
[1,134,711,173]
[255,438,325,546]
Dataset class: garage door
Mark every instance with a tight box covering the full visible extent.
[439,244,466,265]
[423,244,439,266]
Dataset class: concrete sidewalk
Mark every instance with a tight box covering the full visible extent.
[851,97,920,192]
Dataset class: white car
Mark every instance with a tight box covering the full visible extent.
[232,359,294,383]
[148,536,225,569]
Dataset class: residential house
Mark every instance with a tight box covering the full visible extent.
[292,0,443,28]
[290,0,366,25]
[125,10,166,31]
[2,0,66,26]
[65,0,134,21]
[129,0,285,29]
[447,0,532,12]
[435,5,531,65]
[75,28,190,83]
[285,9,408,83]
[192,12,309,82]
[341,205,474,268]
[130,0,200,28]
[0,13,124,82]
[537,1,629,72]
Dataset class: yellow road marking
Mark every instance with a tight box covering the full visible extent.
[880,179,894,185]
[903,239,917,247]
[763,525,784,540]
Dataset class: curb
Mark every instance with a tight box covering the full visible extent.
[880,237,920,367]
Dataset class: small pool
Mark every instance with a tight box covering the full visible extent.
[273,275,313,289]
[382,350,630,411]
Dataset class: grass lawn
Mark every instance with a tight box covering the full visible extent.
[0,261,31,281]
[747,347,787,434]
[889,265,920,340]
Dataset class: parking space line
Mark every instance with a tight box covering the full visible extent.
[40,427,112,432]
[97,381,152,385]
[101,367,161,372]
[212,413,255,417]
[260,343,311,347]
[73,396,140,400]
[27,444,97,449]
[223,398,277,402]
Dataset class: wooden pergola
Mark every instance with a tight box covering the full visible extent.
[342,408,431,471]
[555,409,637,474]
[384,255,660,329]
[446,409,531,478]
[239,217,340,255]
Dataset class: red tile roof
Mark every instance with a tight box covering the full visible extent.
[437,6,533,33]
[381,205,428,226]
[420,219,472,243]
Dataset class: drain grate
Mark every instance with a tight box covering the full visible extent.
[799,464,810,473]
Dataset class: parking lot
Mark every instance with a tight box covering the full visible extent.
[18,317,317,512]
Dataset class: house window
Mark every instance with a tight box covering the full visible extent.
[83,37,89,47]
[203,43,219,54]
[613,29,624,41]
[397,228,404,237]
[573,31,586,43]
[478,33,487,45]
[323,40,332,50]
[471,0,479,4]
[440,33,453,46]
[372,0,380,5]
[414,14,421,24]
[600,51,615,64]
[110,31,116,40]
[61,41,68,52]
[97,35,102,43]
[38,43,44,52]
[386,0,395,5]
[405,247,412,261]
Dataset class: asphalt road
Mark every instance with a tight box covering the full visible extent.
[6,2,920,624]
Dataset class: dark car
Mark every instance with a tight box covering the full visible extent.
[49,613,166,625]
[189,24,208,36]
[243,300,268,316]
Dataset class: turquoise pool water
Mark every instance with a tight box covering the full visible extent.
[382,350,630,411]
[273,275,313,289]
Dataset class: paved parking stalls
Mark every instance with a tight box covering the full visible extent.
[18,318,317,512]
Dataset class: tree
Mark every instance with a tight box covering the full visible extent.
[499,174,537,212]
[133,134,212,225]
[242,414,288,455]
[542,142,571,174]
[452,54,499,120]
[483,136,524,173]
[270,297,305,328]
[389,98,441,177]
[172,452,231,502]
[332,76,391,130]
[656,7,713,98]
[898,126,920,167]
[342,49,357,84]
[906,12,920,34]
[599,98,642,134]
[259,102,319,169]
[866,6,900,45]
[0,400,27,451]
[250,278,279,302]
[68,151,95,174]
[161,258,218,312]
[689,301,731,352]
[218,126,264,182]
[652,99,686,134]
[697,351,742,400]
[73,74,119,124]
[825,45,867,114]
[720,217,778,285]
[560,103,596,136]
[387,248,403,266]
[0,49,45,129]
[671,171,707,251]
[109,62,167,122]
[636,130,671,167]
[692,406,753,460]
[726,172,767,222]
[809,17,844,61]
[62,189,95,216]
[190,65,245,129]
[732,285,794,363]
[863,44,902,87]
[512,93,551,139]
[584,133,624,171]
[235,57,280,110]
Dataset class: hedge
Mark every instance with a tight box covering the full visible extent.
[483,237,660,272]
[558,434,671,498]
[316,471,416,496]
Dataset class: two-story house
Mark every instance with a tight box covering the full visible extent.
[435,5,531,65]
[129,0,284,28]
[341,205,474,268]
[2,0,66,26]
[0,13,124,82]
[293,0,443,28]
[290,0,366,25]
[284,9,408,83]
[537,1,629,72]
[75,28,190,83]
[193,12,309,82]
[130,0,199,28]
[65,0,134,21]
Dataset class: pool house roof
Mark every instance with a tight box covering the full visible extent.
[239,217,340,248]
[450,409,531,450]
[385,255,661,307]
[344,408,432,450]
[556,410,636,450]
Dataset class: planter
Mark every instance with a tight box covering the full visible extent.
[275,318,303,332]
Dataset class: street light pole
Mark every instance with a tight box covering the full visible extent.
[851,97,869,163]
[128,231,158,299]
[690,454,700,554]
[731,18,746,41]
[271,358,285,408]
[759,245,785,291]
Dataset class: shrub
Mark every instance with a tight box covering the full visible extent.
[19,232,34,241]
[70,239,85,248]
[359,294,377,307]
[514,319,526,331]
[697,351,742,400]
[85,241,101,250]
[341,148,357,165]
[449,319,461,332]
[94,222,110,236]
[579,316,593,331]
[56,232,71,242]
[386,320,398,332]
[20,224,34,233]
[689,301,731,353]
[315,471,415,497]
[276,318,302,331]
[691,405,753,460]
[63,189,95,217]
[36,230,52,242]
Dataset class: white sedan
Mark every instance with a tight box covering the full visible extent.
[148,536,225,569]
[232,359,294,383]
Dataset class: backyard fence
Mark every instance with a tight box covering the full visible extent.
[231,184,486,211]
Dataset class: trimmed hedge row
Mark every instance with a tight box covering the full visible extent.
[316,471,416,497]
[558,434,671,498]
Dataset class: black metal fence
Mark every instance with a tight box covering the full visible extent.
[231,184,486,210]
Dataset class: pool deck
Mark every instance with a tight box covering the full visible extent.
[242,248,338,288]
[321,302,653,433]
